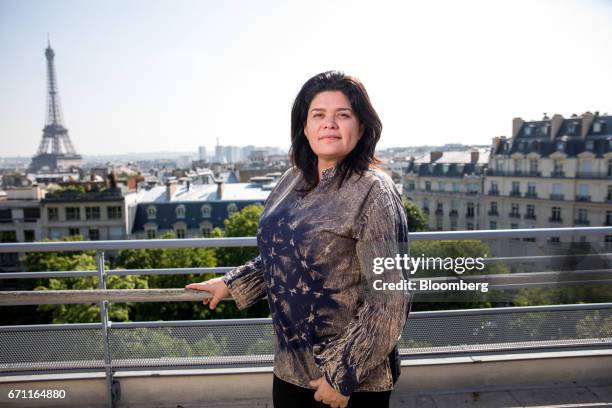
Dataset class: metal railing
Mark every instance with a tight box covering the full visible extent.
[1,227,612,407]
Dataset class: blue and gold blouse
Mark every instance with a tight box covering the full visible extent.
[222,165,411,396]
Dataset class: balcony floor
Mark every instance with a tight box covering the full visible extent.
[117,384,612,408]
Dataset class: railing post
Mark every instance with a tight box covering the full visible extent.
[97,250,119,407]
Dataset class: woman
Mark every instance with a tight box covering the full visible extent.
[186,71,411,408]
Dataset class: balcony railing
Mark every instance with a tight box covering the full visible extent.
[509,191,521,197]
[549,217,563,223]
[524,192,537,198]
[487,190,499,196]
[1,227,612,407]
[575,219,590,226]
[508,213,521,219]
[576,195,591,202]
[550,171,566,178]
[550,194,565,201]
[488,210,499,216]
[576,171,612,179]
[524,214,537,220]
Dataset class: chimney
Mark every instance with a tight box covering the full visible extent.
[429,151,443,162]
[216,181,224,199]
[166,180,177,200]
[470,150,479,163]
[581,111,594,138]
[550,114,564,140]
[512,117,524,139]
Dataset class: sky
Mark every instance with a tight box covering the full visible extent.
[1,0,612,157]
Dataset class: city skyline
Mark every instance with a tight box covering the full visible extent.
[1,0,612,157]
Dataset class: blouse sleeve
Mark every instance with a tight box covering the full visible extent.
[312,187,411,396]
[222,255,266,310]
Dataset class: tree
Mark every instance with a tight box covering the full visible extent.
[20,237,148,324]
[403,198,427,232]
[210,204,270,319]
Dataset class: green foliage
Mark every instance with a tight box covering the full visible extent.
[402,198,428,232]
[213,204,262,267]
[575,311,612,338]
[21,237,148,324]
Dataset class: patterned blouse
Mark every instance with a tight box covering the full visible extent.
[222,165,412,396]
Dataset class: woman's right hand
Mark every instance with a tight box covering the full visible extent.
[185,277,231,310]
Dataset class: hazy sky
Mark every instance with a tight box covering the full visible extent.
[1,0,612,157]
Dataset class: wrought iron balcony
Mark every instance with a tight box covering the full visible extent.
[548,217,563,223]
[524,192,537,198]
[549,194,564,201]
[508,212,521,219]
[576,195,591,202]
[509,191,521,197]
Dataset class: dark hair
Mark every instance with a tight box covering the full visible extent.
[289,70,382,191]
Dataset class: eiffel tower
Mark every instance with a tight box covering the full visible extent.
[28,40,82,173]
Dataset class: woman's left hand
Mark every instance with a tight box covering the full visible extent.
[309,377,349,408]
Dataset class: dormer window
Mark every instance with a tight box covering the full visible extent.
[585,140,594,151]
[147,206,157,220]
[525,127,531,136]
[227,203,238,217]
[201,204,212,218]
[175,204,186,219]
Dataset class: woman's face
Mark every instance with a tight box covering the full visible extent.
[304,90,364,166]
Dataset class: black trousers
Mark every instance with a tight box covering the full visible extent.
[272,375,391,408]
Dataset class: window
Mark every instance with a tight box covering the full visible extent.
[176,228,186,239]
[529,160,538,173]
[527,183,536,196]
[511,203,520,216]
[201,205,212,218]
[23,208,40,222]
[68,227,81,236]
[0,230,17,242]
[438,182,445,192]
[47,207,59,221]
[66,207,80,221]
[577,209,588,222]
[553,160,563,174]
[490,182,498,193]
[466,222,474,230]
[89,229,100,241]
[147,206,157,220]
[85,206,100,220]
[450,218,457,231]
[24,230,35,242]
[227,203,238,217]
[514,159,522,172]
[606,211,612,226]
[608,161,612,177]
[551,183,562,199]
[496,160,504,171]
[511,223,518,229]
[425,181,431,191]
[489,221,497,230]
[580,159,592,174]
[436,202,443,214]
[0,209,11,223]
[108,206,122,220]
[176,205,186,219]
[467,202,474,217]
[467,183,479,194]
[147,229,157,239]
[593,122,602,133]
[452,183,460,192]
[525,205,535,219]
[608,185,612,201]
[550,207,561,222]
[200,221,213,237]
[511,181,520,195]
[579,184,589,197]
[489,202,498,215]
